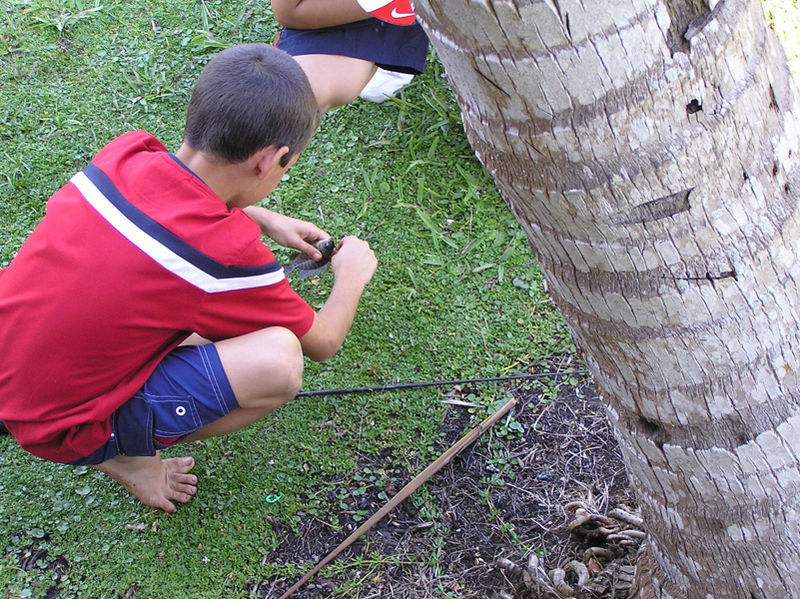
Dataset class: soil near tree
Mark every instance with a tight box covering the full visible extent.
[258,374,644,599]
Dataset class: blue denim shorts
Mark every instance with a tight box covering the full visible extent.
[71,344,238,465]
[276,19,429,75]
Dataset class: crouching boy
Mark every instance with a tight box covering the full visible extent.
[0,44,377,513]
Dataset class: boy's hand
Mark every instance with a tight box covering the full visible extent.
[299,235,377,362]
[244,207,330,261]
[330,236,377,288]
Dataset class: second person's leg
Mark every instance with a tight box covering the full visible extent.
[292,53,378,112]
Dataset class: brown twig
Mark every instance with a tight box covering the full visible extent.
[276,397,518,599]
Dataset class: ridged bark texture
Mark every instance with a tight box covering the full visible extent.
[411,0,800,597]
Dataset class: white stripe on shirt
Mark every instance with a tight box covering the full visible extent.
[70,171,286,293]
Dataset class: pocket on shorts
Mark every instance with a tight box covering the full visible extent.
[147,394,202,437]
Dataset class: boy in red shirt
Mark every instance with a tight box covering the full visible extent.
[0,43,377,513]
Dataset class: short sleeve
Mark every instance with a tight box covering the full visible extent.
[192,276,315,341]
[186,213,316,341]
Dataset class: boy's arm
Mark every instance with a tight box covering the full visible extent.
[299,236,377,361]
[272,0,369,29]
[244,206,329,261]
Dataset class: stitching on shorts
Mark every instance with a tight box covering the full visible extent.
[199,345,226,414]
[144,399,155,455]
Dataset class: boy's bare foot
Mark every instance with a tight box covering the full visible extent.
[94,452,197,513]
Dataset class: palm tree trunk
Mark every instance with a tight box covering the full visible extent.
[411,0,800,596]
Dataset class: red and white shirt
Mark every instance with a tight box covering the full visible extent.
[356,0,416,25]
[0,131,315,462]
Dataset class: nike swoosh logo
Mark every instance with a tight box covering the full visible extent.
[391,7,415,18]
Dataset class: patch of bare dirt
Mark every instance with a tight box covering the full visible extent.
[253,376,643,599]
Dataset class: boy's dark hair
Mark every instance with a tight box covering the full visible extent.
[183,43,320,165]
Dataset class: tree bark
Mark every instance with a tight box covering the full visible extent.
[411,0,800,596]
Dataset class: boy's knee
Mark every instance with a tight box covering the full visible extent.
[279,337,304,399]
[257,327,304,399]
[216,327,304,409]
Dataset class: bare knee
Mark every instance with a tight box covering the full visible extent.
[253,327,304,400]
[267,328,304,399]
[215,327,304,409]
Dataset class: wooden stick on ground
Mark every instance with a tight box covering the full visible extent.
[277,396,518,599]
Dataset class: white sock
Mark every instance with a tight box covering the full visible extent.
[360,68,415,103]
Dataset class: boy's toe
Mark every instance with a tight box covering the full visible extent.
[165,456,195,473]
[171,471,198,486]
[171,490,194,504]
[144,492,178,514]
[171,480,197,496]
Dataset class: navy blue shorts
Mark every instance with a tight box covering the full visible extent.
[71,344,238,465]
[275,18,429,75]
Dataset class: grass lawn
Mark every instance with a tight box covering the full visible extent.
[1,1,799,598]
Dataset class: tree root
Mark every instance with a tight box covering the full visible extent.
[494,494,645,597]
[495,552,566,599]
[565,495,644,596]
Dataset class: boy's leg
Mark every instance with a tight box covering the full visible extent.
[183,326,304,440]
[95,327,304,513]
[292,54,378,112]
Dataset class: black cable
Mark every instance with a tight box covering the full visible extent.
[296,369,591,398]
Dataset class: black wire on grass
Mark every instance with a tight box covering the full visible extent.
[0,372,591,435]
[296,369,591,398]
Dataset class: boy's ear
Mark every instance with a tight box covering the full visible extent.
[254,145,291,179]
